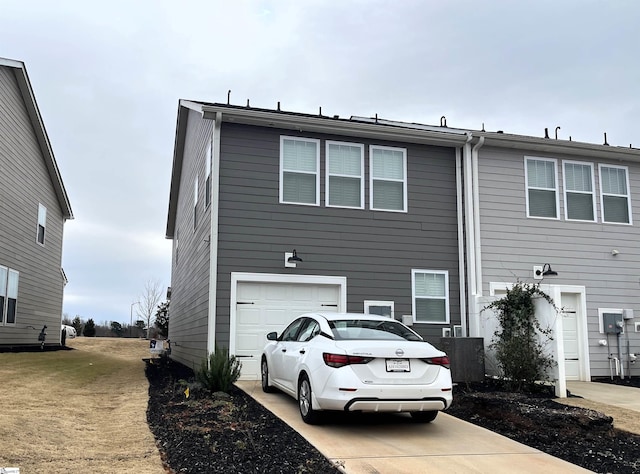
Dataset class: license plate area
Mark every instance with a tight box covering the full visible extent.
[386,358,410,372]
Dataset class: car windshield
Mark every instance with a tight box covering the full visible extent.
[328,319,423,341]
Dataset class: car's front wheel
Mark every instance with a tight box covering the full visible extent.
[261,357,275,393]
[410,410,438,423]
[298,375,320,424]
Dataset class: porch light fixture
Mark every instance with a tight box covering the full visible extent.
[285,249,303,268]
[534,263,558,280]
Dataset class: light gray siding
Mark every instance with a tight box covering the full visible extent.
[166,109,213,369]
[0,66,66,346]
[477,146,640,377]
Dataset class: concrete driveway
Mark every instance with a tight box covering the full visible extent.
[236,381,590,474]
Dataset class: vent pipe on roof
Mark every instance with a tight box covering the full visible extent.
[246,99,250,107]
[227,90,231,105]
[555,126,561,139]
[604,132,609,146]
[544,128,549,139]
[441,116,447,127]
[319,106,322,116]
[277,101,281,111]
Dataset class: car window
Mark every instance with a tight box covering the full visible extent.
[296,320,320,342]
[281,318,306,341]
[328,319,422,341]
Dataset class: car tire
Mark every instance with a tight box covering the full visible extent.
[298,375,320,424]
[410,410,439,423]
[261,357,276,393]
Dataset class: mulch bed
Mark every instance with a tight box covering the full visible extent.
[145,358,341,474]
[146,358,640,474]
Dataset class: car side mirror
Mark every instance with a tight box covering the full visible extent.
[266,331,278,341]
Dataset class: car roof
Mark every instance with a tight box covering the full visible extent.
[305,312,397,322]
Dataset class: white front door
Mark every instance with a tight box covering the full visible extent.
[560,292,581,380]
[234,280,340,380]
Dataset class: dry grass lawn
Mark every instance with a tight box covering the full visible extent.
[0,337,165,473]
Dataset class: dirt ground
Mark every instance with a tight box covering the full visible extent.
[557,397,640,435]
[0,337,165,474]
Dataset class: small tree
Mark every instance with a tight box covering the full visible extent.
[72,316,83,336]
[110,321,124,337]
[155,301,169,338]
[83,318,96,337]
[196,347,242,394]
[137,279,164,339]
[483,282,556,391]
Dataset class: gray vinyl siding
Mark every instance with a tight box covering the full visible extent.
[166,109,212,369]
[0,66,66,346]
[477,146,640,377]
[214,123,460,347]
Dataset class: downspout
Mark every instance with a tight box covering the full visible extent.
[207,112,222,357]
[455,146,467,337]
[472,137,485,296]
[462,133,475,335]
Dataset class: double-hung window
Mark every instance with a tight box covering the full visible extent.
[205,139,212,208]
[563,161,596,221]
[37,204,47,245]
[412,270,449,323]
[599,164,632,224]
[280,136,320,206]
[525,157,559,219]
[370,145,407,212]
[0,266,19,325]
[326,141,364,208]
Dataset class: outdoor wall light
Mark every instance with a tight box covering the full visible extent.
[284,249,303,268]
[533,263,558,280]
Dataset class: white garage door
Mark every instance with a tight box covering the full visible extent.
[235,282,340,380]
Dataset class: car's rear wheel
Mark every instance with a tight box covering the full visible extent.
[298,375,320,424]
[410,410,439,423]
[261,357,275,393]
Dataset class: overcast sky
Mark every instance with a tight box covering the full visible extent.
[2,0,639,326]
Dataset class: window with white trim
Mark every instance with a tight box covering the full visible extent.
[412,270,449,323]
[0,266,19,325]
[370,145,407,212]
[599,164,632,224]
[364,300,395,319]
[525,157,558,218]
[193,176,198,230]
[205,139,212,208]
[37,203,47,245]
[326,141,364,209]
[563,161,596,221]
[280,136,320,205]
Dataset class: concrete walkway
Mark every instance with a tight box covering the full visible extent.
[566,380,640,412]
[236,381,591,474]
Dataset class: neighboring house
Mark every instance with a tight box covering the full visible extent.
[468,131,640,394]
[0,58,73,348]
[166,101,470,376]
[166,100,639,390]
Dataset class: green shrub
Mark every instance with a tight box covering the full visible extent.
[483,282,556,391]
[196,346,242,394]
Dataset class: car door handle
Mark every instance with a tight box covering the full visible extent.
[281,348,286,352]
[299,349,306,354]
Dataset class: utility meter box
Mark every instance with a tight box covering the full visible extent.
[603,313,623,334]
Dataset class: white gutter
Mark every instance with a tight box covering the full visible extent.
[463,135,476,298]
[455,145,467,337]
[207,112,223,357]
[200,105,469,147]
[472,137,485,296]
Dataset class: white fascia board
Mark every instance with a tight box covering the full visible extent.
[481,133,640,162]
[200,105,469,147]
[179,100,206,114]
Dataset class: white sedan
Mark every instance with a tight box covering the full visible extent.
[261,312,453,424]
